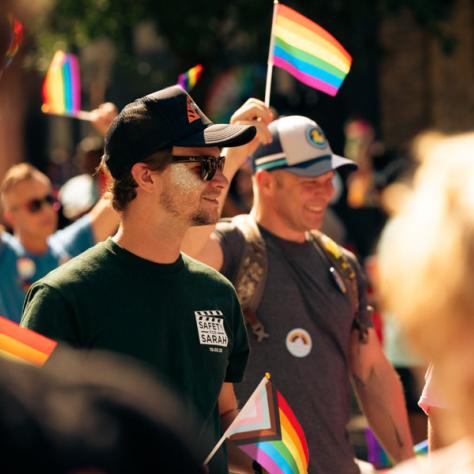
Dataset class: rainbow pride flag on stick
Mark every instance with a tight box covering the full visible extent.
[0,316,57,366]
[177,64,203,91]
[205,373,309,473]
[264,1,352,104]
[0,14,23,79]
[42,51,92,121]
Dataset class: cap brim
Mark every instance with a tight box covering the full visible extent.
[175,123,256,148]
[285,154,357,177]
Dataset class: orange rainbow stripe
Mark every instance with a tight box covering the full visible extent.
[0,316,57,366]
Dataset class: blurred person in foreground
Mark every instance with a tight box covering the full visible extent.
[378,132,474,473]
[0,104,119,322]
[21,85,269,473]
[0,346,206,473]
[182,114,414,473]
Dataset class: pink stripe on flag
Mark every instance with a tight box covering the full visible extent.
[239,444,286,474]
[69,55,81,112]
[273,56,338,96]
[237,384,265,429]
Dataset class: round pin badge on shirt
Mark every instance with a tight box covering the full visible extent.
[17,257,36,280]
[286,328,312,358]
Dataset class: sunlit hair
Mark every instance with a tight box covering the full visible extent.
[98,149,172,212]
[378,132,474,438]
[0,163,50,210]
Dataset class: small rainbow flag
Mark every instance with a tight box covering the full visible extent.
[414,439,428,456]
[42,50,83,117]
[270,3,352,97]
[0,316,57,366]
[0,14,23,78]
[206,374,309,473]
[177,64,203,91]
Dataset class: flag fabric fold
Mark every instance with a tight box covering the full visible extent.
[0,316,57,366]
[270,3,352,97]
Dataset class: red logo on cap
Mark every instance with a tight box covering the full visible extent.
[186,96,201,124]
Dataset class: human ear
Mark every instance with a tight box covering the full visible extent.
[130,163,157,194]
[255,170,275,197]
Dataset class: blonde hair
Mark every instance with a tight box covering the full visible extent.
[1,163,50,207]
[378,132,474,438]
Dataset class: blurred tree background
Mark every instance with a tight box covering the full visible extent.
[0,0,468,181]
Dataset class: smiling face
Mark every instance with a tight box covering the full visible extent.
[267,169,334,235]
[158,146,228,226]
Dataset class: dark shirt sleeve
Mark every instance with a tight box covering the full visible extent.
[21,283,81,346]
[225,291,249,383]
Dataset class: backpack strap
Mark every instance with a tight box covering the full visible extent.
[229,214,269,342]
[309,231,369,343]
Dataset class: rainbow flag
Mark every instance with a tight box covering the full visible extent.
[0,316,57,366]
[211,374,309,473]
[414,439,428,456]
[177,64,203,91]
[41,51,81,116]
[0,14,23,78]
[270,3,352,97]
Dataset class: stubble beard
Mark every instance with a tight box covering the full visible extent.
[160,190,218,226]
[191,209,218,226]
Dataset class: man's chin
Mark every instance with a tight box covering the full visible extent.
[190,211,218,227]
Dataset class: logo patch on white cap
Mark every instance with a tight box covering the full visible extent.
[306,125,327,149]
[286,328,312,358]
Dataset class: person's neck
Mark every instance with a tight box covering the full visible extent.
[114,210,185,264]
[250,207,307,243]
[15,231,49,254]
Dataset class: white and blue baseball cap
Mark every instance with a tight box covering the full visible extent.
[251,115,357,177]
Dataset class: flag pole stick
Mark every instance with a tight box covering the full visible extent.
[204,374,271,466]
[264,0,278,107]
[42,110,93,121]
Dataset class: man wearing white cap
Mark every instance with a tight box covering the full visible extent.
[183,115,414,473]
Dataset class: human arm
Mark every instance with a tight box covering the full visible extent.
[350,328,415,464]
[181,98,273,266]
[87,194,119,243]
[218,383,254,473]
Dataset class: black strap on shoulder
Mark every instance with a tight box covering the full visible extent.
[308,231,368,342]
[230,214,269,342]
[229,215,368,343]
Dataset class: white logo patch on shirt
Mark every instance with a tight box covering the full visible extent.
[195,310,228,349]
[286,328,312,358]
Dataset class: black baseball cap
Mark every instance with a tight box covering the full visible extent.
[104,85,257,178]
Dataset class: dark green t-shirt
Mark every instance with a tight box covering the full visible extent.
[22,238,249,474]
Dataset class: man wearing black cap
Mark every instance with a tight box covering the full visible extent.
[183,115,414,473]
[21,86,270,473]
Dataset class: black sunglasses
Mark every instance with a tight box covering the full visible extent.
[23,194,58,214]
[171,155,225,181]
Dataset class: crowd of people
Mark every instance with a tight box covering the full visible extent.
[1,11,474,474]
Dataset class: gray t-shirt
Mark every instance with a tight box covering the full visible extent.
[215,221,372,474]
